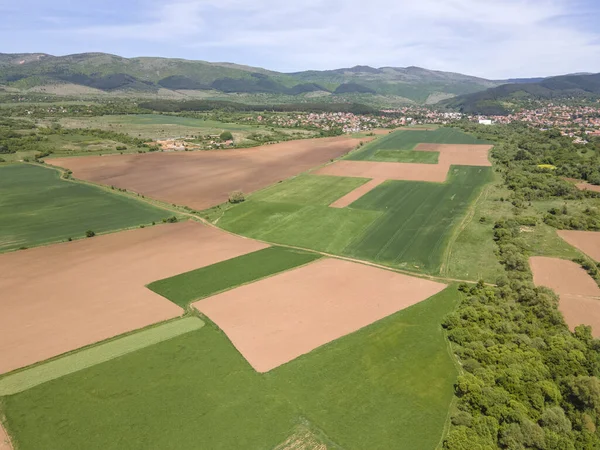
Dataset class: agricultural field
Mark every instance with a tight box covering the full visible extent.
[220,167,494,274]
[1,286,460,450]
[0,164,169,252]
[148,246,321,307]
[0,221,267,374]
[56,114,316,143]
[530,257,600,337]
[48,136,368,210]
[347,127,491,161]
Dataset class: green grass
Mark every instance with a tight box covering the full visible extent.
[0,164,168,252]
[219,175,382,254]
[250,175,370,206]
[220,169,493,275]
[345,166,494,273]
[348,128,491,161]
[2,286,459,450]
[372,149,439,164]
[0,318,204,396]
[147,247,321,307]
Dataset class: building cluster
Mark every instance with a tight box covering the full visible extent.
[472,103,600,141]
[249,112,408,133]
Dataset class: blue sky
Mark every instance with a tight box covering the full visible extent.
[2,0,600,79]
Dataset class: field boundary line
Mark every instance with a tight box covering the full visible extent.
[0,317,204,395]
[33,161,493,286]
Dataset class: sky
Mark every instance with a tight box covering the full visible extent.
[2,0,600,79]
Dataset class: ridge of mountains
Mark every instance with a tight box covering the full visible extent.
[440,73,600,115]
[0,52,535,104]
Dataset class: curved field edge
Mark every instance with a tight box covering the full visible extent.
[147,246,322,307]
[0,163,173,253]
[0,317,204,396]
[1,286,460,450]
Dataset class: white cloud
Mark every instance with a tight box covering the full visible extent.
[28,0,600,77]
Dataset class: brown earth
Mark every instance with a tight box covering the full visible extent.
[414,143,493,167]
[0,221,267,374]
[0,423,11,450]
[47,136,368,211]
[193,258,446,372]
[329,178,386,208]
[558,230,600,261]
[315,160,450,183]
[530,257,600,336]
[576,182,600,193]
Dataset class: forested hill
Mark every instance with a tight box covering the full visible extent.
[440,73,600,115]
[0,52,528,104]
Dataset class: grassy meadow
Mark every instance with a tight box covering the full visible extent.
[148,247,321,307]
[57,114,316,143]
[2,286,460,450]
[0,164,168,252]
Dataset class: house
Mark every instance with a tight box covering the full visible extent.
[479,119,493,125]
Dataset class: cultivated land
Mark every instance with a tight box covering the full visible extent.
[0,164,167,252]
[347,128,491,161]
[0,317,205,396]
[148,246,321,307]
[2,286,459,450]
[194,258,446,372]
[221,167,494,273]
[0,221,267,374]
[48,135,368,210]
[530,257,600,336]
[558,230,600,261]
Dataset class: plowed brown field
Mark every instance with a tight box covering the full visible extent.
[48,136,368,210]
[414,143,493,167]
[558,230,600,261]
[193,258,446,372]
[0,221,267,374]
[530,257,600,336]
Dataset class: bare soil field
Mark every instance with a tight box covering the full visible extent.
[558,230,600,261]
[414,143,493,167]
[530,257,600,336]
[315,160,450,183]
[48,136,368,210]
[193,258,446,372]
[575,182,600,193]
[329,179,386,208]
[0,221,267,374]
[0,423,11,450]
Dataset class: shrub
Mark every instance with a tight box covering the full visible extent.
[229,191,245,204]
[165,216,178,223]
[219,131,233,141]
[85,230,96,238]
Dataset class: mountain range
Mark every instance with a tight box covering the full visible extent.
[0,52,531,104]
[1,52,598,112]
[440,73,600,115]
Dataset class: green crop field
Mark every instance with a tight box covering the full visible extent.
[220,168,493,274]
[0,317,204,396]
[219,175,382,254]
[148,247,321,307]
[349,128,491,161]
[345,166,494,272]
[373,149,439,163]
[2,286,459,450]
[0,164,168,252]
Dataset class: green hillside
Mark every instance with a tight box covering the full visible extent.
[0,52,508,104]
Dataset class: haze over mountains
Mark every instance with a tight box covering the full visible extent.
[1,52,598,112]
